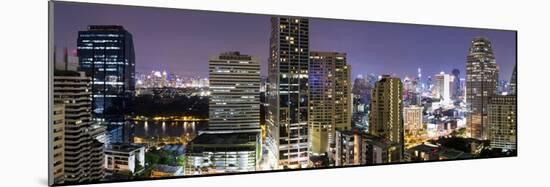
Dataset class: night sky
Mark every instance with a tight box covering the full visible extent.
[54,2,516,81]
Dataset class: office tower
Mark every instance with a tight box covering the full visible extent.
[50,102,65,184]
[77,25,135,143]
[509,65,517,95]
[451,69,461,99]
[308,51,351,155]
[369,75,404,159]
[488,96,517,150]
[53,70,106,183]
[185,52,261,174]
[404,105,423,131]
[208,52,261,133]
[266,17,310,168]
[434,72,451,103]
[466,37,499,140]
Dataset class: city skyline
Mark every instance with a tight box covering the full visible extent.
[54,2,516,81]
[50,1,517,185]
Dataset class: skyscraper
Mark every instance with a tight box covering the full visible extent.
[434,72,451,103]
[308,51,351,155]
[77,25,135,143]
[488,95,517,150]
[208,51,261,133]
[185,52,261,175]
[451,69,461,99]
[53,70,106,184]
[369,75,404,159]
[466,37,499,140]
[509,64,517,95]
[267,17,310,168]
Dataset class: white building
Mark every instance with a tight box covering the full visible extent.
[434,72,451,103]
[104,144,145,174]
[207,51,261,133]
[404,105,423,131]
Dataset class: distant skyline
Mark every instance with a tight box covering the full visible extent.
[54,2,516,81]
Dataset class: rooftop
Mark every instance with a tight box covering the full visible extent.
[105,143,144,153]
[189,132,258,145]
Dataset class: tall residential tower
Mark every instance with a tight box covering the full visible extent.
[308,51,352,155]
[267,17,310,168]
[369,75,404,160]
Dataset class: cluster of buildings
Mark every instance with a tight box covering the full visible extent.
[50,25,146,185]
[136,70,209,89]
[50,16,517,185]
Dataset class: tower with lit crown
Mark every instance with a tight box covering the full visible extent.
[466,37,499,140]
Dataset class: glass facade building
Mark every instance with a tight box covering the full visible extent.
[77,25,135,143]
[267,17,310,168]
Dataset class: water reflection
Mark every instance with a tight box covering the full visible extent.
[132,120,207,146]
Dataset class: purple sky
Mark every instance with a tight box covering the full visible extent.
[53,2,516,81]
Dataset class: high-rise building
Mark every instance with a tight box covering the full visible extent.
[77,25,135,143]
[369,75,404,159]
[53,70,106,184]
[466,37,499,140]
[266,17,310,168]
[509,64,517,95]
[434,72,451,103]
[186,52,262,174]
[308,51,351,155]
[207,52,261,133]
[451,69,461,99]
[488,96,517,150]
[50,102,65,184]
[404,105,423,131]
